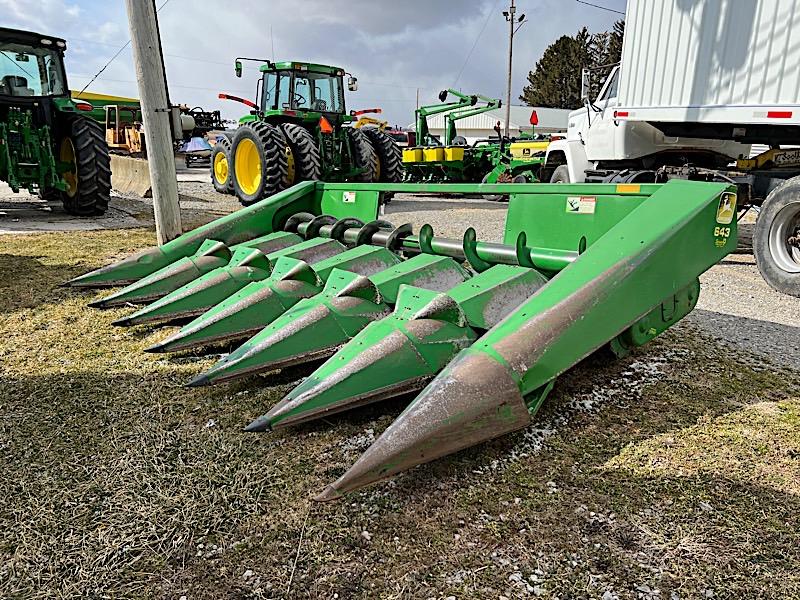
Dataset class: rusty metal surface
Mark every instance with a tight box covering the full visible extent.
[315,350,530,501]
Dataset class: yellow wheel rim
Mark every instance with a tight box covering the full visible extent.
[213,151,229,185]
[60,138,78,197]
[235,137,261,196]
[285,144,296,185]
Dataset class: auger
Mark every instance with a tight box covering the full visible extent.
[69,180,738,500]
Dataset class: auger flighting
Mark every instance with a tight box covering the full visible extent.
[69,180,738,500]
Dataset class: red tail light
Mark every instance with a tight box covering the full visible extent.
[75,102,93,112]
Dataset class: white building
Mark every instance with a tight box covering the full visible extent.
[423,105,571,145]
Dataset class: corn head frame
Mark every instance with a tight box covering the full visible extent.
[69,179,738,500]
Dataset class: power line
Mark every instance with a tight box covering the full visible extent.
[70,74,251,95]
[575,0,625,15]
[77,0,173,95]
[453,0,501,87]
[70,36,432,92]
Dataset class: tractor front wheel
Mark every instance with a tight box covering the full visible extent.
[549,164,571,183]
[231,122,288,206]
[211,135,234,194]
[59,116,111,216]
[362,128,402,183]
[346,128,379,183]
[280,123,321,183]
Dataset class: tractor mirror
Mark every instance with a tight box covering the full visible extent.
[235,60,243,78]
[347,76,358,91]
[438,90,448,102]
[580,68,591,104]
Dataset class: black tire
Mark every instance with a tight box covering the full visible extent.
[549,164,570,183]
[231,121,287,206]
[210,136,233,194]
[345,127,379,183]
[753,176,800,297]
[362,128,403,183]
[279,123,322,183]
[59,116,111,216]
[38,187,60,201]
[481,171,504,202]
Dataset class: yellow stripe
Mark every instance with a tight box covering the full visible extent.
[70,90,139,103]
[616,184,641,193]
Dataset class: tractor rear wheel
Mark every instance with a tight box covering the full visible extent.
[211,135,234,194]
[280,123,321,182]
[59,116,111,216]
[362,128,402,183]
[345,127,379,183]
[231,122,288,206]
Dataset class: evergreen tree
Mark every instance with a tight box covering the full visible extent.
[607,20,625,64]
[520,21,624,109]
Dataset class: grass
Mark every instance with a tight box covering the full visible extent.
[1,230,799,599]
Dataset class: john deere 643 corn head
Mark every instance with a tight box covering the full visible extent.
[69,179,738,500]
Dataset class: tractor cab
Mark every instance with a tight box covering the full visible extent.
[233,59,356,126]
[0,29,68,102]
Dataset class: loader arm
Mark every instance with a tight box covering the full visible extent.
[442,93,501,145]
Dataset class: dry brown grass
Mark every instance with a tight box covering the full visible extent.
[1,231,799,599]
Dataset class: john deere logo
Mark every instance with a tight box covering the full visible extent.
[522,148,531,156]
[716,192,736,225]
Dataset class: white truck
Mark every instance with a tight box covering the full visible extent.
[544,0,800,297]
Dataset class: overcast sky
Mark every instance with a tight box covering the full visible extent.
[1,0,626,125]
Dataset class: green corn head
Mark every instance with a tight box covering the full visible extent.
[70,179,738,500]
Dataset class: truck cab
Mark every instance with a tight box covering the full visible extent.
[544,66,749,183]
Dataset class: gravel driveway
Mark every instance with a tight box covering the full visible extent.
[2,177,797,370]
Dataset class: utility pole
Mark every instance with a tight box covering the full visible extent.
[124,0,182,244]
[503,1,526,138]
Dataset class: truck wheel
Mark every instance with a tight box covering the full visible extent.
[59,116,111,216]
[280,123,322,182]
[231,122,287,206]
[549,164,570,183]
[211,136,233,194]
[754,177,800,297]
[362,128,402,183]
[346,128,379,183]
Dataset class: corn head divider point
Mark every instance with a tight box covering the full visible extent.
[69,180,737,500]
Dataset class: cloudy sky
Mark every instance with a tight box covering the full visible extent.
[1,0,625,125]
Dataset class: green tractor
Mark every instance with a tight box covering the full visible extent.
[213,59,402,205]
[0,27,111,215]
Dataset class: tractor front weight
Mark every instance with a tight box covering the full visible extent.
[71,179,737,500]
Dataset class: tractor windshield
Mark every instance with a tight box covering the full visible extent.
[293,71,344,113]
[262,68,345,114]
[0,42,66,97]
